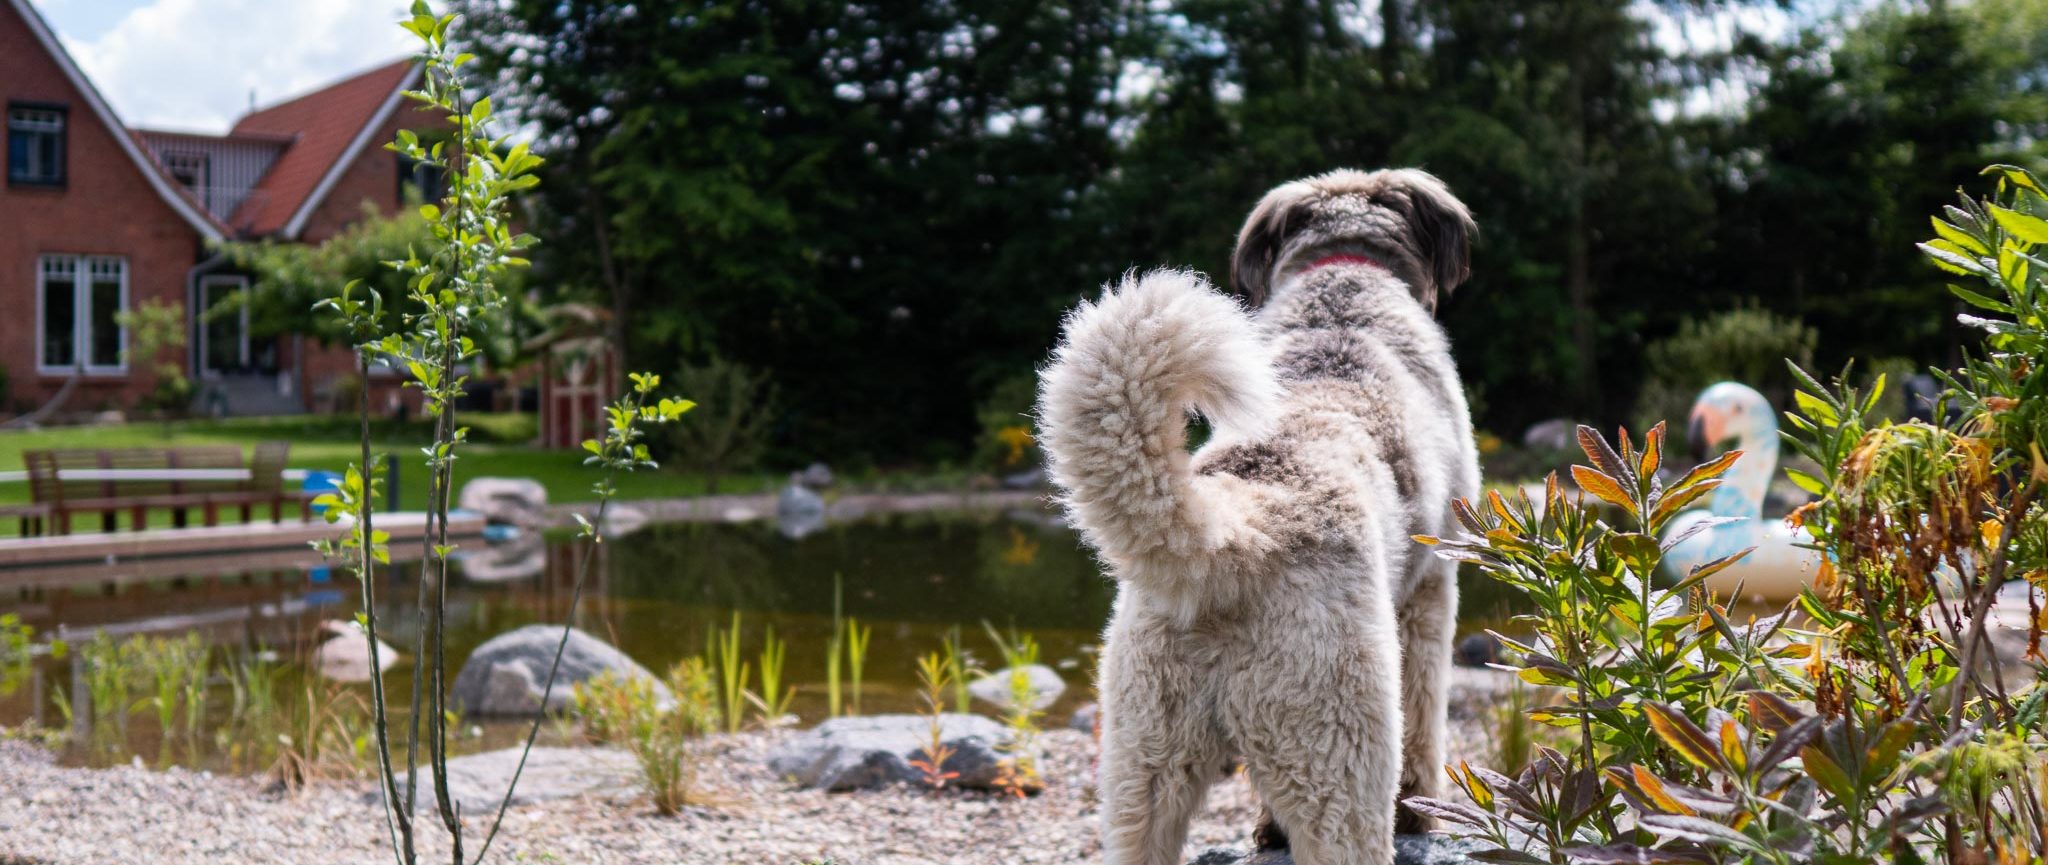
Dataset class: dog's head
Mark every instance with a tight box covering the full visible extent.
[1229,168,1477,313]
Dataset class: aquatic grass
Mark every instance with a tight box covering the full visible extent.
[845,617,872,716]
[222,651,283,774]
[826,574,845,717]
[756,625,793,726]
[907,651,958,789]
[135,633,208,766]
[941,627,972,714]
[69,632,139,764]
[712,612,751,734]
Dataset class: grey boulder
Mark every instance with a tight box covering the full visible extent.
[767,713,1022,791]
[377,745,639,813]
[1190,835,1482,865]
[968,664,1066,712]
[452,625,669,716]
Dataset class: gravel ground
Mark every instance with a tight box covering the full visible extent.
[0,670,1511,865]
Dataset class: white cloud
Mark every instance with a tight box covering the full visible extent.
[55,0,415,133]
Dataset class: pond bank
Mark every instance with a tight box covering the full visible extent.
[543,488,1050,528]
[0,669,1517,865]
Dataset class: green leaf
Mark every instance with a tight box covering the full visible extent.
[1646,702,1729,773]
[1801,745,1855,802]
[1931,216,1989,255]
[1784,468,1826,496]
[1793,389,1838,426]
[1919,243,1990,277]
[1990,203,2048,245]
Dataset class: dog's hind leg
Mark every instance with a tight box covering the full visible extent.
[1231,631,1401,865]
[1395,559,1458,832]
[1098,699,1227,865]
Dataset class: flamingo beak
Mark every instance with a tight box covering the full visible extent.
[1688,404,1716,464]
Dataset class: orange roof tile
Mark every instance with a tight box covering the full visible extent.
[228,57,417,237]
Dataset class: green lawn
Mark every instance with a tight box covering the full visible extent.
[0,413,778,514]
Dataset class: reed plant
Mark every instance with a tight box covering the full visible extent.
[711,611,750,734]
[134,633,208,766]
[845,617,872,716]
[755,625,794,726]
[826,574,845,717]
[941,626,972,714]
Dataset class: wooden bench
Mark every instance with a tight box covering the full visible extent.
[22,442,307,535]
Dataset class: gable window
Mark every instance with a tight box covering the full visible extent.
[163,150,208,195]
[37,255,127,374]
[7,104,66,187]
[398,153,446,204]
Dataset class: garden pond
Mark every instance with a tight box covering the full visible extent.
[0,505,1520,772]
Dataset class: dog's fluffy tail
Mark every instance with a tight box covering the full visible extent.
[1038,269,1279,568]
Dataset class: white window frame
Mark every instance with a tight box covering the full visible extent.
[7,106,66,185]
[35,254,127,376]
[196,273,249,377]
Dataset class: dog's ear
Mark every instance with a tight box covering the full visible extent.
[1231,182,1314,308]
[1382,169,1477,311]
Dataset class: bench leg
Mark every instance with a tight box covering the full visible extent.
[131,505,148,532]
[203,503,219,527]
[238,504,252,523]
[101,511,116,533]
[172,508,188,529]
[270,499,283,523]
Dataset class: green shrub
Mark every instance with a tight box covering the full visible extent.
[1410,164,2048,864]
[973,372,1040,473]
[661,356,777,493]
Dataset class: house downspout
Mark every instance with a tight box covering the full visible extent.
[187,247,229,406]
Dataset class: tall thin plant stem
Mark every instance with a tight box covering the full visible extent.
[358,348,412,863]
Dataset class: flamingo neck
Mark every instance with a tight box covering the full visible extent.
[1709,427,1778,520]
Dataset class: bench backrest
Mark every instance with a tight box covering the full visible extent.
[166,445,248,493]
[20,444,262,502]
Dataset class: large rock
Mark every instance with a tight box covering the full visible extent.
[766,713,1023,791]
[377,745,639,814]
[778,482,827,540]
[1189,835,1482,865]
[968,664,1066,712]
[457,477,548,526]
[311,620,403,683]
[452,625,669,716]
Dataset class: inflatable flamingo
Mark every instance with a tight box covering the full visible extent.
[1661,382,1820,600]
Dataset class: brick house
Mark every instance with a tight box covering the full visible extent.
[1,0,435,417]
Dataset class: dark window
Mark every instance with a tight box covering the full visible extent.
[7,103,66,186]
[398,152,446,204]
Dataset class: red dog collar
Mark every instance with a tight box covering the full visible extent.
[1302,253,1386,273]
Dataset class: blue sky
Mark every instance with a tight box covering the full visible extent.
[30,0,414,132]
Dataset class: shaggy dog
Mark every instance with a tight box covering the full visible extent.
[1037,169,1479,865]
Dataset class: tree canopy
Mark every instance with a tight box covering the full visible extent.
[448,0,2048,466]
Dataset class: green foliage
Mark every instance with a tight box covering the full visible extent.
[1411,165,2048,864]
[659,357,776,493]
[115,299,193,415]
[0,614,61,698]
[1634,307,1818,446]
[133,633,208,766]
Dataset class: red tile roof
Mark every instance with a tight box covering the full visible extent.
[228,58,417,237]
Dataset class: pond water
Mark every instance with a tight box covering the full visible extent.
[0,505,1518,771]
